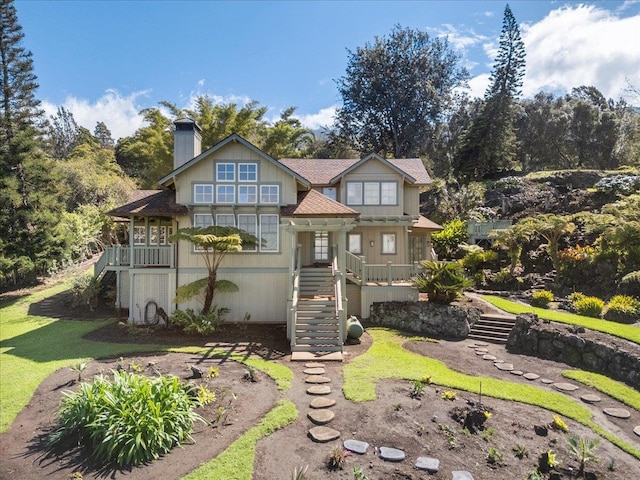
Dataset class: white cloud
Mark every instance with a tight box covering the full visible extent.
[298,106,337,130]
[42,89,148,140]
[521,5,640,102]
[429,23,487,54]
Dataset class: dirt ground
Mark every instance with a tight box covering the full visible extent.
[1,290,639,479]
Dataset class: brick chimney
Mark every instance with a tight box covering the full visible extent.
[173,118,202,170]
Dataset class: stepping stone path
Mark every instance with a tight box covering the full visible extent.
[510,370,524,376]
[482,354,497,361]
[553,382,580,392]
[378,446,406,462]
[415,456,440,473]
[604,408,631,419]
[541,378,554,384]
[523,373,540,381]
[495,362,514,371]
[634,426,640,437]
[580,394,601,404]
[452,471,475,480]
[344,439,369,455]
[304,363,340,443]
[475,349,488,355]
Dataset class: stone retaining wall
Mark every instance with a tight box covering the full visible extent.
[368,301,481,339]
[507,314,640,390]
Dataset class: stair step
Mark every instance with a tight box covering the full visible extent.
[468,333,508,344]
[471,324,513,333]
[291,344,342,353]
[480,313,517,321]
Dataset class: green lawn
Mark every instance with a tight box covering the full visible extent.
[482,295,640,345]
[343,328,640,460]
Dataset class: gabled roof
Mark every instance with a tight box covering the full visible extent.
[281,189,360,218]
[158,133,310,188]
[108,190,187,218]
[412,215,443,231]
[279,155,431,186]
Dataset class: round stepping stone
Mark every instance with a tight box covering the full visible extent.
[305,362,325,368]
[474,342,489,347]
[493,359,505,364]
[308,409,335,425]
[475,349,488,355]
[495,362,514,371]
[416,456,440,473]
[309,426,340,442]
[510,370,524,376]
[307,385,331,395]
[378,446,405,462]
[306,375,331,384]
[523,373,540,381]
[604,408,631,419]
[310,397,336,409]
[482,354,497,361]
[468,344,480,348]
[452,471,475,480]
[580,394,601,404]
[344,439,369,454]
[304,367,325,375]
[633,426,640,437]
[541,378,554,384]
[553,382,580,392]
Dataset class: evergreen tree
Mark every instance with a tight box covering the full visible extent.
[455,4,525,180]
[94,121,115,149]
[48,106,80,159]
[0,0,65,285]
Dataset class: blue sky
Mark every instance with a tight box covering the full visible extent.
[14,0,640,139]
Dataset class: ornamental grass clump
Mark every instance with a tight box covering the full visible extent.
[49,370,205,467]
[603,295,640,324]
[572,295,604,318]
[531,290,554,308]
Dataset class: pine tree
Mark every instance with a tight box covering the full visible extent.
[455,4,525,180]
[0,0,65,285]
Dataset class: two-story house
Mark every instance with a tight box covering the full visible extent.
[98,119,441,357]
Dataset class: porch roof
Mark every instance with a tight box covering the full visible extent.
[108,190,187,218]
[281,189,359,218]
[412,215,443,231]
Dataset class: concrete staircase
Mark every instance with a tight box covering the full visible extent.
[292,268,342,355]
[468,313,517,344]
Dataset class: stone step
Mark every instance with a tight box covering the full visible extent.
[468,333,508,345]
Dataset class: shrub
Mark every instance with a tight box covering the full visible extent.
[572,296,604,318]
[594,175,640,194]
[170,307,228,335]
[327,446,350,470]
[461,248,499,273]
[69,274,103,310]
[550,414,568,432]
[49,371,204,467]
[432,219,468,259]
[603,295,640,324]
[620,270,640,296]
[412,261,474,304]
[531,290,554,308]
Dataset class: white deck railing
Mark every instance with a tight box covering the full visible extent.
[345,252,419,285]
[94,246,174,277]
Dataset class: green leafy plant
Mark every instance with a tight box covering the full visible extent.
[550,414,568,432]
[603,294,640,324]
[441,390,457,400]
[49,370,204,467]
[531,290,554,308]
[69,362,88,382]
[292,465,308,479]
[481,427,496,442]
[567,435,600,475]
[431,219,468,259]
[413,261,474,303]
[196,385,216,405]
[170,307,228,335]
[438,423,457,449]
[525,469,544,480]
[243,365,257,382]
[409,379,426,398]
[487,446,504,465]
[461,248,498,273]
[129,361,144,373]
[513,444,528,459]
[327,446,350,471]
[352,466,369,480]
[572,295,604,318]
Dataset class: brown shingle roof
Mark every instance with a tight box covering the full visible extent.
[281,189,360,217]
[412,215,443,231]
[108,190,187,217]
[388,158,432,184]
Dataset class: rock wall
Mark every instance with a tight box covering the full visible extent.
[507,314,640,390]
[368,301,481,339]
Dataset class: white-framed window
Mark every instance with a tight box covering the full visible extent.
[159,226,173,245]
[238,163,257,182]
[216,163,235,182]
[348,233,362,254]
[238,214,257,252]
[133,226,146,245]
[260,214,279,252]
[364,182,380,205]
[216,214,235,227]
[216,185,235,203]
[381,182,397,205]
[382,233,396,254]
[346,182,363,205]
[314,231,329,261]
[193,214,213,228]
[323,187,337,201]
[238,185,257,204]
[193,184,213,203]
[260,185,279,204]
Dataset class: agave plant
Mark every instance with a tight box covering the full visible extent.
[567,436,600,475]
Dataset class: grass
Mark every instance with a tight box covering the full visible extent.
[481,295,640,345]
[343,327,640,460]
[182,399,297,480]
[562,370,640,412]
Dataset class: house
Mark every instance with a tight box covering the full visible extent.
[97,119,442,356]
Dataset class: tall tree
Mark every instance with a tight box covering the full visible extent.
[0,0,65,283]
[94,121,115,149]
[261,107,314,158]
[335,25,468,158]
[47,106,80,159]
[456,4,525,180]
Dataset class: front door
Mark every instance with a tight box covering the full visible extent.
[409,234,424,263]
[313,231,329,263]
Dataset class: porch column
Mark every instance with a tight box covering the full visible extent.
[129,218,135,268]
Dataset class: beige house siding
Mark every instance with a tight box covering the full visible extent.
[129,272,172,324]
[403,186,420,217]
[346,282,361,317]
[348,225,409,264]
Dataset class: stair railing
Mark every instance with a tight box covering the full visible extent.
[331,246,345,346]
[289,244,302,348]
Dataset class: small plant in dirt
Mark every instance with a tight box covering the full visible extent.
[170,307,227,335]
[393,403,402,411]
[242,365,257,382]
[129,360,144,373]
[414,422,426,436]
[525,469,544,480]
[441,390,457,400]
[572,295,604,318]
[69,362,88,382]
[513,444,528,459]
[603,294,640,324]
[567,435,600,475]
[291,465,308,479]
[67,472,83,480]
[409,379,426,398]
[438,423,457,449]
[481,427,496,442]
[550,414,568,432]
[538,449,560,473]
[327,446,350,470]
[206,366,220,378]
[487,446,504,465]
[195,384,216,405]
[531,289,554,308]
[48,370,204,467]
[352,466,369,480]
[450,404,492,433]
